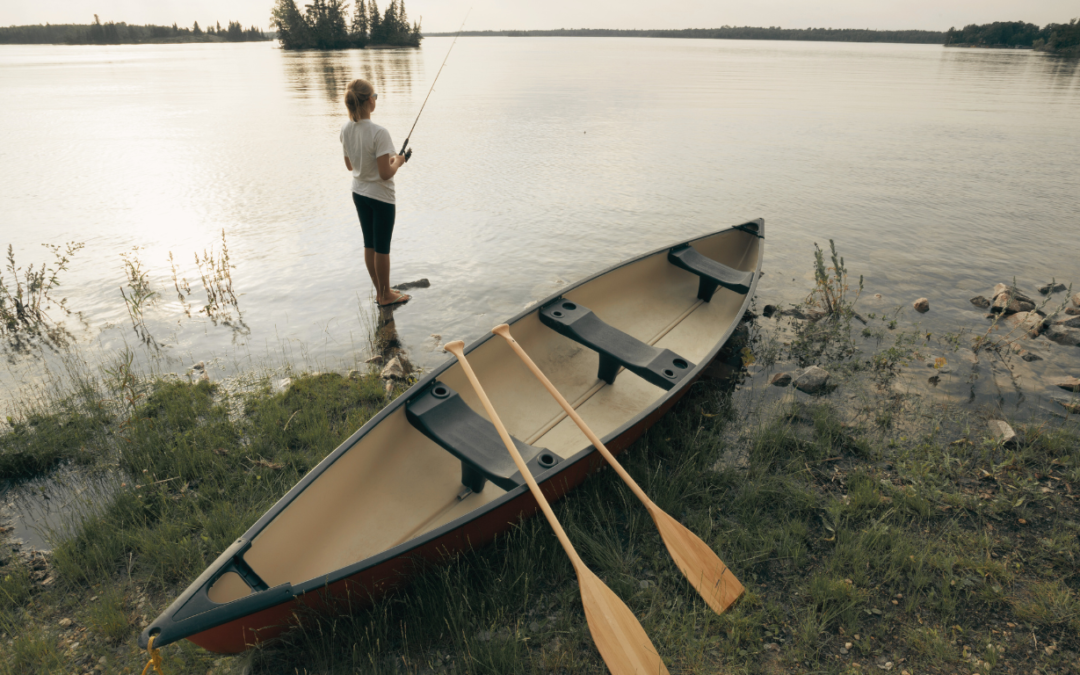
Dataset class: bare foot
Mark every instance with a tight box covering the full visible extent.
[377,291,411,307]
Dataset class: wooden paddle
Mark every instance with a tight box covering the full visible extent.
[491,324,745,615]
[443,340,669,675]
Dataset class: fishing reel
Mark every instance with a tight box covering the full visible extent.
[400,140,413,162]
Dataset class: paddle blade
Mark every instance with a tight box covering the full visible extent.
[652,508,745,614]
[577,567,669,675]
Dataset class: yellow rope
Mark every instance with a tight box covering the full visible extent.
[141,634,166,675]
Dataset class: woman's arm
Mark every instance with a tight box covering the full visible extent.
[376,153,408,181]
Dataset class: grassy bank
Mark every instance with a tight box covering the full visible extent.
[2,252,1079,674]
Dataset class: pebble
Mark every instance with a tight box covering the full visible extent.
[1037,282,1067,294]
[58,618,72,627]
[988,420,1019,447]
[970,295,991,309]
[769,372,792,387]
[793,366,830,394]
[913,297,929,313]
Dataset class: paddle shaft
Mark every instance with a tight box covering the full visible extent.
[443,342,584,571]
[399,9,471,157]
[492,325,651,508]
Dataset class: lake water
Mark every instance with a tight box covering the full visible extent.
[1,38,1079,413]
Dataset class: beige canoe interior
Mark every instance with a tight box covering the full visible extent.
[207,229,760,604]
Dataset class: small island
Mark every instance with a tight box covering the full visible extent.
[270,0,422,50]
[0,15,269,45]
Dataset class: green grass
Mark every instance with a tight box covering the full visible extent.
[2,311,1079,674]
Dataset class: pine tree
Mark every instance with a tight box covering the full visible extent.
[193,21,202,35]
[351,0,369,46]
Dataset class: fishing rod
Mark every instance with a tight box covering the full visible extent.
[399,8,471,160]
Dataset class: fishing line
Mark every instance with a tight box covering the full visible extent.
[399,8,471,159]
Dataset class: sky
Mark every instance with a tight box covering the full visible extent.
[1,0,1075,33]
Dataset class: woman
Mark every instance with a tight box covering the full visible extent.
[341,78,410,307]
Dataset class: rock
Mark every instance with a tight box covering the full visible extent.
[1038,282,1067,295]
[383,380,394,397]
[762,304,777,318]
[639,579,653,589]
[192,361,205,371]
[988,420,1018,447]
[1021,352,1043,362]
[273,377,291,393]
[1055,398,1080,415]
[1005,311,1046,334]
[873,293,883,299]
[991,290,1036,315]
[347,369,361,380]
[1073,292,1080,308]
[58,618,72,627]
[1051,376,1080,392]
[769,372,792,387]
[380,356,409,380]
[1054,315,1080,329]
[1066,307,1080,316]
[1045,325,1080,347]
[198,370,210,384]
[392,278,430,291]
[913,298,930,313]
[364,354,385,365]
[793,366,830,394]
[970,296,991,309]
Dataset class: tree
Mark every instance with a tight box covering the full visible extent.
[193,21,202,35]
[351,0,369,46]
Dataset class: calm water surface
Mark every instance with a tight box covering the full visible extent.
[1,38,1079,411]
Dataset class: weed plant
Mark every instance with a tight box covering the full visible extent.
[0,241,84,356]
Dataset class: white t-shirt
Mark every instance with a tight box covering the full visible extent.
[340,119,397,204]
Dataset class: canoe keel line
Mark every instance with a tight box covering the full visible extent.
[140,219,765,655]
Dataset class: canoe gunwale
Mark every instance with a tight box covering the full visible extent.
[140,218,765,651]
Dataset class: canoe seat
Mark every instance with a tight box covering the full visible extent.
[667,244,755,301]
[539,299,695,391]
[406,381,561,494]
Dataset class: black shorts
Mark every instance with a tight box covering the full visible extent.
[352,192,396,254]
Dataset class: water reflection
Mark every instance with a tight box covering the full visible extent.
[280,47,420,108]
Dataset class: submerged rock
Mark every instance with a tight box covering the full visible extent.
[1051,376,1080,392]
[970,296,991,309]
[1038,282,1067,295]
[1005,311,1047,334]
[762,304,777,318]
[1053,315,1080,329]
[988,420,1019,447]
[1066,307,1080,316]
[392,278,431,291]
[1045,325,1080,347]
[1055,398,1080,415]
[913,298,930,313]
[793,366,830,394]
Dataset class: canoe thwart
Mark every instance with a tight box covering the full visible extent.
[667,244,756,301]
[406,381,561,493]
[538,299,695,391]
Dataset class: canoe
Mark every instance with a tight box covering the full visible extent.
[140,219,764,654]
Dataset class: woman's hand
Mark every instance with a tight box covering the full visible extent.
[377,153,407,180]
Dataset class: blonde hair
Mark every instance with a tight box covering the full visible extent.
[345,79,375,121]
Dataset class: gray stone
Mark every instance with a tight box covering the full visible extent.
[793,366,830,394]
[991,290,1036,315]
[1045,325,1080,347]
[769,372,792,387]
[380,356,408,380]
[392,278,431,291]
[988,420,1018,447]
[1053,315,1080,329]
[970,296,991,309]
[364,354,385,365]
[1051,376,1080,392]
[1038,282,1067,295]
[913,297,930,313]
[1005,311,1046,334]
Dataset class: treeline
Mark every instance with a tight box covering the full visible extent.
[0,16,268,45]
[424,27,946,44]
[945,19,1080,55]
[270,0,421,50]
